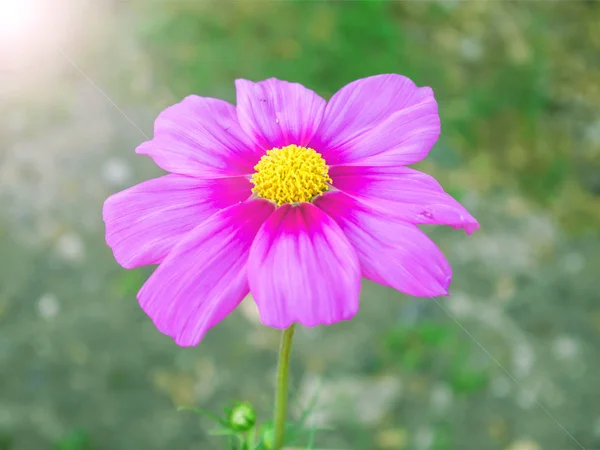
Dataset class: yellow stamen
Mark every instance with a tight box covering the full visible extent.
[251,144,332,206]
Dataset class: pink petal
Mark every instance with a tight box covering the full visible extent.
[235,78,326,149]
[248,203,361,329]
[136,95,263,178]
[137,199,275,346]
[314,192,452,297]
[330,165,479,234]
[103,174,253,269]
[310,74,439,166]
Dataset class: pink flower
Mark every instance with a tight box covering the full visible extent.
[103,75,479,346]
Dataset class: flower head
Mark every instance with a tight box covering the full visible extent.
[227,402,256,432]
[103,75,479,346]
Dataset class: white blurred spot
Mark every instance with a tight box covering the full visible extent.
[101,158,132,186]
[192,359,217,402]
[506,440,541,450]
[526,216,557,245]
[592,416,600,437]
[0,0,39,40]
[462,234,533,271]
[37,293,60,319]
[447,292,472,318]
[414,427,434,450]
[460,38,483,61]
[355,376,402,424]
[562,252,584,275]
[296,374,402,427]
[56,232,85,262]
[585,120,600,145]
[516,388,537,410]
[552,336,579,360]
[479,304,503,326]
[430,383,453,413]
[512,343,535,378]
[438,0,460,11]
[491,376,511,398]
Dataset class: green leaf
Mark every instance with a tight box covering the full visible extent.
[297,379,322,425]
[450,370,489,395]
[306,427,317,449]
[207,427,240,437]
[177,405,227,426]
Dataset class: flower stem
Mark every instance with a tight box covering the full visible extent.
[273,324,296,450]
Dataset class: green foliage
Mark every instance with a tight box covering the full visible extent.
[53,429,93,450]
[383,321,490,396]
[431,422,454,450]
[178,395,331,450]
[112,269,147,297]
[136,0,600,231]
[383,321,454,371]
[449,370,489,395]
[0,433,12,450]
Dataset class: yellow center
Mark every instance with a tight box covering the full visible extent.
[250,144,332,206]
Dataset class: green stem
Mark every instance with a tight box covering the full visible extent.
[273,324,296,450]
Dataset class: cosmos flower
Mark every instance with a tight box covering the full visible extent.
[103,75,478,346]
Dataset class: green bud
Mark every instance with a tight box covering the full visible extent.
[228,402,256,432]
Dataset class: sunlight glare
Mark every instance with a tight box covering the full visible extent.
[0,0,39,40]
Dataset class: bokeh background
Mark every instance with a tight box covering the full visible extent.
[1,1,600,449]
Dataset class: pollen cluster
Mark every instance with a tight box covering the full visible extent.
[250,144,332,206]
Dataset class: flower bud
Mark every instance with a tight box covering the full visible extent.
[228,402,256,432]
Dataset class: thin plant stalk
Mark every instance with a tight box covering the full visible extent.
[272,324,296,449]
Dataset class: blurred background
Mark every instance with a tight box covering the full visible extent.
[1,0,599,449]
